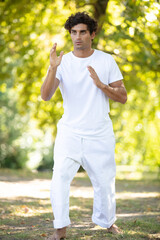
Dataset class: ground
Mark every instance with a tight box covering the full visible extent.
[0,167,159,240]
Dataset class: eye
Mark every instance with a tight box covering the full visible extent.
[71,31,76,35]
[81,30,86,35]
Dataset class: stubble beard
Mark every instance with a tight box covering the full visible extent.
[74,43,91,51]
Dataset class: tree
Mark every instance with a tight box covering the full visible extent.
[0,0,159,169]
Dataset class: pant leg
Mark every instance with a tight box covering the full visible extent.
[82,124,116,228]
[50,128,81,229]
[50,157,80,228]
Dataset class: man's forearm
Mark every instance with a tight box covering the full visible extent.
[99,82,127,104]
[87,65,127,104]
[41,66,59,101]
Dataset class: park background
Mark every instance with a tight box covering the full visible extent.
[0,0,160,173]
[0,1,160,239]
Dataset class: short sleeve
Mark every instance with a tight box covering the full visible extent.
[108,55,123,84]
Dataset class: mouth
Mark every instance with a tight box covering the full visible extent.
[75,41,82,44]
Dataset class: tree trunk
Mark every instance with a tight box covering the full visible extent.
[92,0,109,33]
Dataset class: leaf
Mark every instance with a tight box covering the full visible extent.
[41,233,47,237]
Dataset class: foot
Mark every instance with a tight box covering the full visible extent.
[47,227,67,240]
[107,224,123,235]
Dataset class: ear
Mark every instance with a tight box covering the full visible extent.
[91,31,95,40]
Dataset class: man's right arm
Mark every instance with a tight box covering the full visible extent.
[41,43,63,101]
[41,66,60,101]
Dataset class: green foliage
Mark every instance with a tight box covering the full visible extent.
[0,0,159,169]
[106,0,160,169]
[0,89,29,168]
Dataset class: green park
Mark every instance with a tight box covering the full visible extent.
[0,0,160,239]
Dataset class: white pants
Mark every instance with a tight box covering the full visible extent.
[50,121,116,229]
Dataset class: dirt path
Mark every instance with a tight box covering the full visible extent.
[0,172,159,217]
[0,170,160,240]
[0,172,93,199]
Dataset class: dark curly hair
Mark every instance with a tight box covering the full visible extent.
[64,12,98,34]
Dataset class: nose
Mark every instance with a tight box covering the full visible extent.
[76,32,81,39]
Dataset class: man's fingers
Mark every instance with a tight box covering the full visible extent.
[87,66,99,81]
[87,66,92,71]
[50,43,57,52]
[58,51,64,63]
[52,43,57,50]
[50,49,55,54]
[87,65,94,70]
[50,44,58,57]
[52,43,57,48]
[58,51,64,59]
[87,66,96,76]
[50,49,55,55]
[87,65,95,74]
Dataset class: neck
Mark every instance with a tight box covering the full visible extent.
[72,48,94,58]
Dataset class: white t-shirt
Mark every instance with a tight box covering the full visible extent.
[55,49,123,137]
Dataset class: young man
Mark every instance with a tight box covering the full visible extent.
[41,12,127,240]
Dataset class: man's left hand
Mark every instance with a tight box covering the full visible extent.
[87,66,103,89]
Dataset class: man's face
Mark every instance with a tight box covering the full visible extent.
[70,23,95,50]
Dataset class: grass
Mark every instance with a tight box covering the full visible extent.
[0,168,159,240]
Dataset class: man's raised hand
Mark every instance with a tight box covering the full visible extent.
[50,43,64,68]
[87,65,103,89]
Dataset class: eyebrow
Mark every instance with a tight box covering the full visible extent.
[71,29,87,32]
